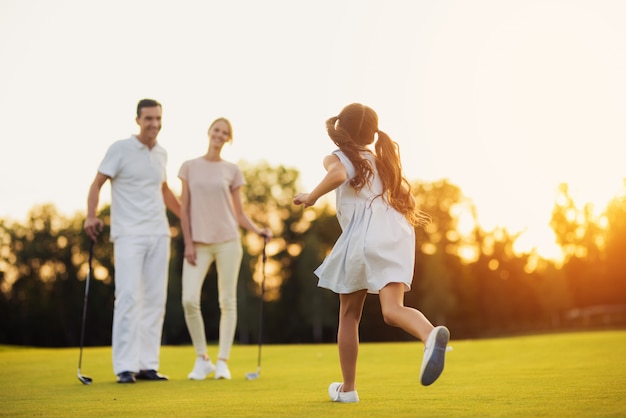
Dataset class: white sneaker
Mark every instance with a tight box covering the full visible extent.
[214,360,231,380]
[328,382,359,403]
[187,357,215,380]
[420,326,450,386]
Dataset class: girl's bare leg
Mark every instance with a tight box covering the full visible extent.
[337,290,367,392]
[378,283,434,342]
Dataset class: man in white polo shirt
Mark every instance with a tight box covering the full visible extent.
[84,99,180,384]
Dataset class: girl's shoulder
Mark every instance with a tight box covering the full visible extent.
[331,149,357,179]
[332,148,373,160]
[330,149,348,166]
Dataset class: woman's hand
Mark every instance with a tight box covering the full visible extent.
[184,242,197,266]
[258,228,273,242]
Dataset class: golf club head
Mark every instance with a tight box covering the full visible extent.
[245,368,260,380]
[77,369,93,385]
[245,372,259,380]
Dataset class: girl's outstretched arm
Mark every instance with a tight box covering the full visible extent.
[293,154,347,207]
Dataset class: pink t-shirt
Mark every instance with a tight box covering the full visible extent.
[178,157,245,244]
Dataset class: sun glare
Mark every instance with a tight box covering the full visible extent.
[513,227,564,265]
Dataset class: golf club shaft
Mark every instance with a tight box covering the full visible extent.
[78,240,94,371]
[256,241,267,370]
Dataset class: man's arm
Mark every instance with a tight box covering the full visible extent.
[162,182,181,218]
[84,173,109,241]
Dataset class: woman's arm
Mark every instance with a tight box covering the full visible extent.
[179,180,197,265]
[231,187,272,239]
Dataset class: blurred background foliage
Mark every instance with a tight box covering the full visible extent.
[1,163,625,347]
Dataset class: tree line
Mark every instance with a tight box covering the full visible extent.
[1,163,625,347]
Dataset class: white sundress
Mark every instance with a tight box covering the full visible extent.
[314,150,416,294]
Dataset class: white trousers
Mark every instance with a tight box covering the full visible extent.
[112,235,170,375]
[182,239,242,360]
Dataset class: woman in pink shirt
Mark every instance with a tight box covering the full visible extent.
[178,117,271,380]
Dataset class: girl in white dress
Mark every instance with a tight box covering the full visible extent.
[294,103,450,403]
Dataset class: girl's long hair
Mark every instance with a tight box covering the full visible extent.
[326,103,430,228]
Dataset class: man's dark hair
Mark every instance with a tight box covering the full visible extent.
[137,99,162,118]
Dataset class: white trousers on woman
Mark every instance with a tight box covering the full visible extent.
[182,239,243,360]
[112,235,170,375]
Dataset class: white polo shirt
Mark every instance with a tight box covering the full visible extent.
[98,135,170,241]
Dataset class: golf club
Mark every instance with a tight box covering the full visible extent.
[246,239,267,380]
[77,240,94,385]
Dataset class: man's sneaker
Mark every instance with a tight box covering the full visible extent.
[328,382,359,403]
[420,326,450,386]
[117,371,136,384]
[214,360,231,380]
[187,357,215,380]
[135,369,168,381]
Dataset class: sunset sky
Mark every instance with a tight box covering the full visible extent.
[2,0,626,260]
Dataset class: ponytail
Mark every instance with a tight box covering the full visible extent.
[375,131,430,228]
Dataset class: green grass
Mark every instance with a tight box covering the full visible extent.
[1,331,625,417]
